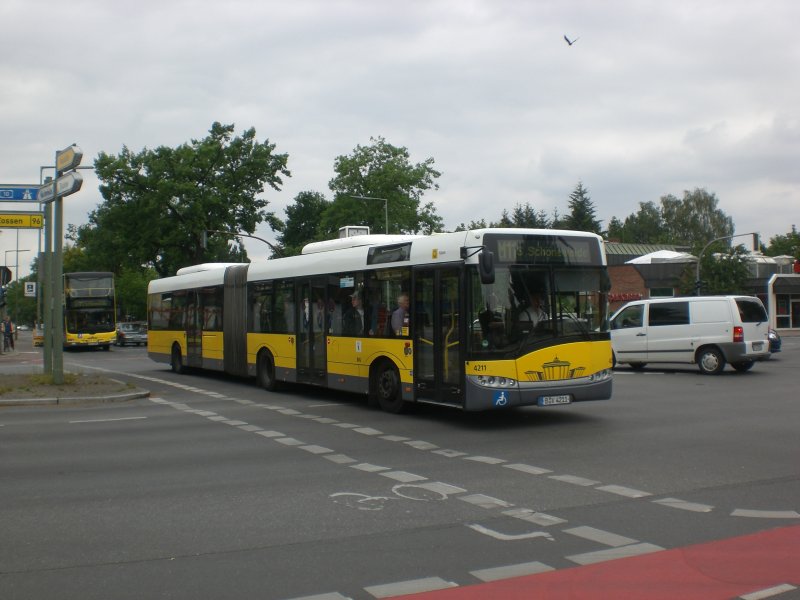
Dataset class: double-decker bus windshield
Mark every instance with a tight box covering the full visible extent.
[63,273,116,348]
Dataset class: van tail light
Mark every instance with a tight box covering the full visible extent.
[733,326,744,343]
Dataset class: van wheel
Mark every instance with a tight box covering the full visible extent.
[630,362,647,371]
[697,347,725,375]
[257,350,278,391]
[372,362,405,414]
[171,345,184,374]
[731,361,754,373]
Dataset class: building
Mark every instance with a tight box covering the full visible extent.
[605,242,800,332]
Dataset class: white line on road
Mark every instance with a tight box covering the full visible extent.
[69,416,148,424]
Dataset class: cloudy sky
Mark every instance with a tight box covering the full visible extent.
[2,0,798,278]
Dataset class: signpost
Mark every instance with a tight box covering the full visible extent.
[0,185,40,201]
[0,212,44,228]
[40,144,84,383]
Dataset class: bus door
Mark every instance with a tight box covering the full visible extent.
[296,278,327,385]
[413,267,463,406]
[186,290,203,368]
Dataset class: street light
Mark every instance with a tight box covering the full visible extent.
[695,232,758,295]
[351,195,389,234]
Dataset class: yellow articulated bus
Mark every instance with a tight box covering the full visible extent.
[147,228,612,413]
[63,272,117,350]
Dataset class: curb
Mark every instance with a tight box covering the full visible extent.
[0,389,151,407]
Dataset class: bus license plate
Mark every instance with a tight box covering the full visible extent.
[539,395,571,406]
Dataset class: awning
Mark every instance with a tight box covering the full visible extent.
[773,276,800,294]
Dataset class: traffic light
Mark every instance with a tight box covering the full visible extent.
[0,267,11,286]
[0,287,6,308]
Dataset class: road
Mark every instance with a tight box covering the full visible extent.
[1,336,798,599]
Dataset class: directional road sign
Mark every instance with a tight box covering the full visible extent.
[38,171,83,204]
[0,211,45,228]
[56,144,83,173]
[0,184,40,202]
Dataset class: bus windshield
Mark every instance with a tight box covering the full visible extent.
[469,264,610,358]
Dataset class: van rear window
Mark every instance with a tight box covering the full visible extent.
[649,302,689,326]
[735,298,768,323]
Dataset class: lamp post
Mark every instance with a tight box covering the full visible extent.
[351,195,389,234]
[695,232,758,295]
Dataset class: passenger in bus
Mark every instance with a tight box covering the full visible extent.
[342,291,373,336]
[391,293,410,336]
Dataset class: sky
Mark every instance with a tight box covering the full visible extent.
[2,0,799,279]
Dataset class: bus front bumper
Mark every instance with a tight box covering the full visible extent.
[463,371,612,411]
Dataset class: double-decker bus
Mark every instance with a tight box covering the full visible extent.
[63,272,116,350]
[147,228,612,412]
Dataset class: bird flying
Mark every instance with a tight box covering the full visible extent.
[564,35,579,46]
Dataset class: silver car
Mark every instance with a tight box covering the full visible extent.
[116,322,148,346]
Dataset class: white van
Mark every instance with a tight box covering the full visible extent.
[610,296,770,374]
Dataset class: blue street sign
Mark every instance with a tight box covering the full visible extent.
[0,184,40,202]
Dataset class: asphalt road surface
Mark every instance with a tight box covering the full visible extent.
[1,336,798,599]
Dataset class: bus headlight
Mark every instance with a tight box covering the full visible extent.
[476,375,516,387]
[588,369,612,382]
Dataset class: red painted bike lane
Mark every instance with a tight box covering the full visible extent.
[398,525,800,599]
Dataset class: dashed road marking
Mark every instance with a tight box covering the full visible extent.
[363,576,457,598]
[470,560,555,582]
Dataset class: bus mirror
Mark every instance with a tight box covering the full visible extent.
[478,250,495,284]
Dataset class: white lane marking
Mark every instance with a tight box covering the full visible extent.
[313,417,339,424]
[467,523,553,542]
[283,592,351,600]
[221,420,248,426]
[238,425,263,432]
[350,463,390,473]
[364,577,457,598]
[731,509,800,519]
[300,445,334,455]
[69,416,148,424]
[432,449,468,458]
[335,422,359,429]
[567,542,664,565]
[412,482,467,496]
[379,471,427,483]
[324,454,357,464]
[458,494,513,509]
[381,435,411,442]
[504,463,552,475]
[405,440,439,450]
[595,484,652,498]
[549,474,600,486]
[255,430,285,438]
[207,416,227,422]
[470,561,555,582]
[278,408,302,415]
[463,455,506,465]
[503,508,567,527]
[354,427,383,436]
[563,526,638,547]
[740,584,798,599]
[652,497,714,513]
[276,437,304,446]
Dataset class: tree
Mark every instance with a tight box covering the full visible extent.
[322,136,443,237]
[659,188,733,251]
[277,191,331,257]
[80,122,290,277]
[617,201,665,243]
[677,244,751,295]
[765,225,800,258]
[116,267,158,321]
[560,182,602,233]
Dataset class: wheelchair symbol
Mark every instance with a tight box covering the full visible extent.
[494,391,508,407]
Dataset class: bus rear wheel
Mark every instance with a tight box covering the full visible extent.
[257,350,278,391]
[373,362,405,414]
[171,345,184,374]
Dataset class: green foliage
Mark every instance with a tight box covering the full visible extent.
[322,136,443,236]
[116,267,158,320]
[765,225,800,258]
[677,244,751,295]
[4,277,37,326]
[560,182,602,234]
[80,122,290,277]
[658,188,734,250]
[277,191,331,256]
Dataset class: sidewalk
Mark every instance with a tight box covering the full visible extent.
[0,340,150,407]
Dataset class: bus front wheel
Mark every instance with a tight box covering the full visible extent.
[171,345,184,374]
[257,350,278,392]
[372,362,405,414]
